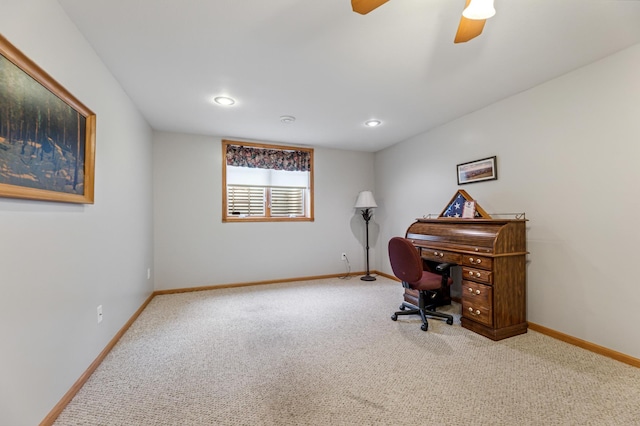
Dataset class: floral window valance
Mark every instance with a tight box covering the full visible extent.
[226,144,311,172]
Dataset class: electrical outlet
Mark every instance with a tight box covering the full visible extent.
[97,305,103,324]
[341,253,347,261]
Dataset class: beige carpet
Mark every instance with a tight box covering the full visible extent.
[54,277,640,425]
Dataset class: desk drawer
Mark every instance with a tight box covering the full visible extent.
[420,248,461,264]
[462,267,493,285]
[462,255,493,270]
[462,280,493,327]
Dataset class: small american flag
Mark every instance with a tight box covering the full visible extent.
[441,192,481,218]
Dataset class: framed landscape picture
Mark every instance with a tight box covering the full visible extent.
[457,156,497,185]
[0,34,96,204]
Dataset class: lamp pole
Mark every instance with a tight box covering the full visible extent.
[360,207,375,281]
[354,190,377,282]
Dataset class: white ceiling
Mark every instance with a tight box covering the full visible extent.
[57,0,640,152]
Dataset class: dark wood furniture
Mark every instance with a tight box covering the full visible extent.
[405,218,528,341]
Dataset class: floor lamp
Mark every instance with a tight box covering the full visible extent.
[354,190,377,281]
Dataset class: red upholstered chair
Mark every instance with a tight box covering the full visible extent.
[388,237,454,331]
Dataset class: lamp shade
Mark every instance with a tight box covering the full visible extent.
[354,191,377,209]
[462,0,496,20]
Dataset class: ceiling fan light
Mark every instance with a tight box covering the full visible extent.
[462,0,495,20]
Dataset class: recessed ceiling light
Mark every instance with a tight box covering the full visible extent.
[364,119,381,127]
[280,115,296,124]
[213,96,236,106]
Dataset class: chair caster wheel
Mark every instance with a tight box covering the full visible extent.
[446,318,453,325]
[391,314,398,321]
[399,305,406,310]
[421,323,428,331]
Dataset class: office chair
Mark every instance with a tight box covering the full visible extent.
[388,237,454,331]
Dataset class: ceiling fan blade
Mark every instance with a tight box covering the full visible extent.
[351,0,390,15]
[454,0,487,43]
[454,16,486,43]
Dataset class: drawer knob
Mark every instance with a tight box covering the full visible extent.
[469,257,474,262]
[468,271,473,276]
[468,307,473,312]
[476,272,481,278]
[434,251,438,256]
[476,310,481,315]
[468,287,473,292]
[439,252,444,257]
[476,289,481,295]
[474,248,479,252]
[476,259,482,264]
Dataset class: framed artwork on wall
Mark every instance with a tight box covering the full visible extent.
[457,156,497,185]
[0,34,96,204]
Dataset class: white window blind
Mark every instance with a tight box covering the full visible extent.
[270,187,305,217]
[227,186,305,217]
[226,165,308,218]
[226,166,308,188]
[227,186,265,217]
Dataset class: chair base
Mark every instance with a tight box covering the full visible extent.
[391,301,454,331]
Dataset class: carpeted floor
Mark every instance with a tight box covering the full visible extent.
[54,277,640,425]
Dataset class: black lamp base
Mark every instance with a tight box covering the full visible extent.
[360,275,376,281]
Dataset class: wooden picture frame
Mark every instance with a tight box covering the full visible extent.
[457,156,497,185]
[0,34,96,204]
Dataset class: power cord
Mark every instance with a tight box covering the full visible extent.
[339,254,351,279]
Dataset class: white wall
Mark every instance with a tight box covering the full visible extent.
[0,1,154,424]
[375,43,640,359]
[153,132,376,290]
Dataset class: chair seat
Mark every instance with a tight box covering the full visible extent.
[409,271,453,292]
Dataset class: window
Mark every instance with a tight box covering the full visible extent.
[222,140,314,222]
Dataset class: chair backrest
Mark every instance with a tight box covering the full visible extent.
[388,237,423,284]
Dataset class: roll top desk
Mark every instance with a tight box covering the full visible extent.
[405,218,528,341]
